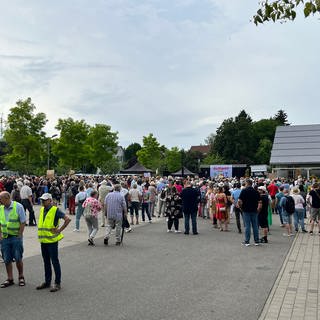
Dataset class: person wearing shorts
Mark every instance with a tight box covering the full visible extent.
[0,191,26,288]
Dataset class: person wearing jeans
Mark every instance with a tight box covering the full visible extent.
[275,186,285,227]
[104,184,127,246]
[292,187,306,232]
[242,212,260,245]
[36,193,70,292]
[74,185,86,232]
[238,178,262,246]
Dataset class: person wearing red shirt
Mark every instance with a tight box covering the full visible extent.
[267,180,279,213]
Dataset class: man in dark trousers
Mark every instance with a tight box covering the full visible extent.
[36,193,70,292]
[181,181,200,235]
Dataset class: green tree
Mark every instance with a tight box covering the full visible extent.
[252,118,279,163]
[165,147,181,173]
[4,98,47,174]
[202,153,225,165]
[184,150,204,173]
[124,143,142,169]
[0,140,7,170]
[213,110,255,164]
[137,133,161,170]
[87,124,118,169]
[273,109,289,125]
[253,0,320,25]
[99,157,120,174]
[255,138,273,164]
[54,118,90,171]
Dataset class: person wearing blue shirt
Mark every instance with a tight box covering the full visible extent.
[231,183,243,233]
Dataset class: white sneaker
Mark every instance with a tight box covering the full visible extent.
[175,230,181,233]
[73,229,80,232]
[167,229,173,233]
[125,227,132,233]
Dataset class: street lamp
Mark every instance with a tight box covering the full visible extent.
[47,134,58,170]
[181,149,185,177]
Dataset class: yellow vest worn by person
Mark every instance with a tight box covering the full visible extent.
[0,201,20,238]
[38,206,64,243]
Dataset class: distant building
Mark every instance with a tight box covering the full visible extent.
[189,145,210,156]
[270,124,320,179]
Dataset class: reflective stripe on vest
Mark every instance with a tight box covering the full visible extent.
[38,206,64,243]
[0,202,20,238]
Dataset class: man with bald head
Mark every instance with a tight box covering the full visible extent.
[0,191,26,288]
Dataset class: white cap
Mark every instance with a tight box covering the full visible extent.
[40,193,52,200]
[258,186,267,192]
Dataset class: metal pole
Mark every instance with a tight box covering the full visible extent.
[47,141,50,170]
[47,134,58,171]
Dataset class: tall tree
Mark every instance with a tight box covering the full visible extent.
[213,110,255,164]
[87,124,118,169]
[137,134,161,170]
[253,0,320,25]
[255,138,274,164]
[273,109,289,125]
[124,143,142,169]
[4,98,47,173]
[184,150,204,173]
[252,118,279,163]
[99,157,120,174]
[165,147,182,173]
[53,118,90,171]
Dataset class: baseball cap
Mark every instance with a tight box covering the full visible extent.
[40,193,52,200]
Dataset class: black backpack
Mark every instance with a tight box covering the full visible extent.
[284,196,295,214]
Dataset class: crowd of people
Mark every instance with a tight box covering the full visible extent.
[0,173,320,291]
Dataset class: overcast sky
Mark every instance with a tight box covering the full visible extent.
[0,1,319,149]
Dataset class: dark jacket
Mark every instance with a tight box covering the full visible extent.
[181,186,200,212]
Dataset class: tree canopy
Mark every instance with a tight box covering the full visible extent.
[137,134,162,171]
[209,109,288,165]
[254,0,320,25]
[3,98,47,174]
[2,98,290,175]
[2,99,119,174]
[124,142,142,169]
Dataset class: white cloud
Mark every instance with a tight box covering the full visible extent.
[0,1,319,149]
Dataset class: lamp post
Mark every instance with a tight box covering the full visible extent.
[47,134,58,170]
[181,149,185,177]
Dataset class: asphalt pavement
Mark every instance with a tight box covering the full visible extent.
[0,214,292,320]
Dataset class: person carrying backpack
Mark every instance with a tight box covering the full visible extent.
[279,189,295,237]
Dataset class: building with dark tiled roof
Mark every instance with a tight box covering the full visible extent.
[189,145,210,155]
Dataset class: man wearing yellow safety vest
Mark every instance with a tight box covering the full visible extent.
[0,191,26,288]
[36,193,71,292]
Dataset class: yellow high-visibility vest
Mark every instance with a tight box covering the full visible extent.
[0,202,20,238]
[38,206,64,243]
